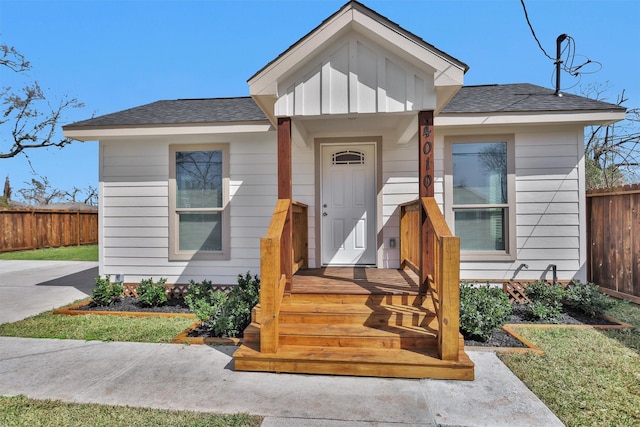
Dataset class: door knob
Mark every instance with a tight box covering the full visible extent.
[323,212,328,217]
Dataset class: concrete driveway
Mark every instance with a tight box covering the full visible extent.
[0,260,98,324]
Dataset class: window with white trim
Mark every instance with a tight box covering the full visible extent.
[169,144,229,261]
[445,135,516,261]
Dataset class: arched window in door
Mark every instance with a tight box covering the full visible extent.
[332,150,365,165]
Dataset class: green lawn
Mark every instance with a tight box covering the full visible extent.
[0,395,261,427]
[0,245,98,261]
[499,299,640,427]
[0,301,195,343]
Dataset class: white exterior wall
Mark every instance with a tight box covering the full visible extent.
[292,140,316,267]
[380,136,420,268]
[98,121,587,285]
[435,125,586,282]
[99,131,277,285]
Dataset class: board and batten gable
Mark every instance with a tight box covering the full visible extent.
[99,130,277,285]
[274,33,437,117]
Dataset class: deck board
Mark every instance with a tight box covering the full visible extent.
[292,267,420,295]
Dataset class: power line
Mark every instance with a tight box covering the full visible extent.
[519,0,554,61]
[519,0,602,91]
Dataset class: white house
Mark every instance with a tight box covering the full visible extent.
[63,1,625,288]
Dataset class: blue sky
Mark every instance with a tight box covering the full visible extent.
[1,0,638,199]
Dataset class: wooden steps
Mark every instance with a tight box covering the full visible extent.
[234,289,474,380]
[234,342,474,380]
[253,301,437,326]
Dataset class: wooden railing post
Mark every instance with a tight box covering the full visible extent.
[418,111,435,294]
[259,236,281,353]
[439,235,460,360]
[414,197,461,361]
[258,199,290,354]
[278,117,293,291]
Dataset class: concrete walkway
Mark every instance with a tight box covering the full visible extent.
[0,261,565,426]
[0,338,563,426]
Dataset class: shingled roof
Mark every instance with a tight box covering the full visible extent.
[441,83,625,114]
[64,84,624,129]
[64,97,267,129]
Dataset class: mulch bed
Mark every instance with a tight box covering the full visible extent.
[67,298,624,349]
[71,297,192,314]
[464,304,618,348]
[185,323,244,339]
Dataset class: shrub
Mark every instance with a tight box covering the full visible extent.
[92,275,124,306]
[184,272,260,338]
[137,277,168,307]
[459,282,512,341]
[184,280,225,322]
[564,281,615,317]
[525,280,566,321]
[216,272,260,337]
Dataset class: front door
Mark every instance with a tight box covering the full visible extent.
[321,143,376,266]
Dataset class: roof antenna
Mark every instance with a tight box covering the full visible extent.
[555,34,569,96]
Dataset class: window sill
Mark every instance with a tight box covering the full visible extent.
[169,251,230,262]
[460,252,516,262]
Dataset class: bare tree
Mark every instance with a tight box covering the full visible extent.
[3,176,11,200]
[82,186,99,206]
[582,83,640,188]
[1,44,83,159]
[63,185,98,206]
[17,177,64,205]
[1,45,29,72]
[16,177,98,207]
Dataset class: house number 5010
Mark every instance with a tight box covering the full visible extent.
[422,132,432,190]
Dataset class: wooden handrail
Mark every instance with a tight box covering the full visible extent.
[259,199,308,354]
[400,197,461,361]
[259,199,290,353]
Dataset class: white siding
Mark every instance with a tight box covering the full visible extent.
[100,132,277,285]
[436,126,586,282]
[381,137,419,267]
[99,121,587,285]
[292,139,316,266]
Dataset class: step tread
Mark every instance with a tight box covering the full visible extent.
[277,322,436,337]
[278,302,434,314]
[282,293,426,305]
[234,342,472,367]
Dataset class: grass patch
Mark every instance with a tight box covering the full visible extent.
[499,298,640,427]
[603,300,640,353]
[0,302,194,343]
[0,245,98,261]
[0,395,261,427]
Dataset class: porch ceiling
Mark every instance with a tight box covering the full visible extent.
[292,112,419,145]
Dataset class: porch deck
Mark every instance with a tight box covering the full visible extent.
[291,267,420,295]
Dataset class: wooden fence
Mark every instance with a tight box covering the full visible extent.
[587,184,640,304]
[0,209,98,252]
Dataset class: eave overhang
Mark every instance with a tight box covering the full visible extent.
[436,110,627,128]
[63,121,274,142]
